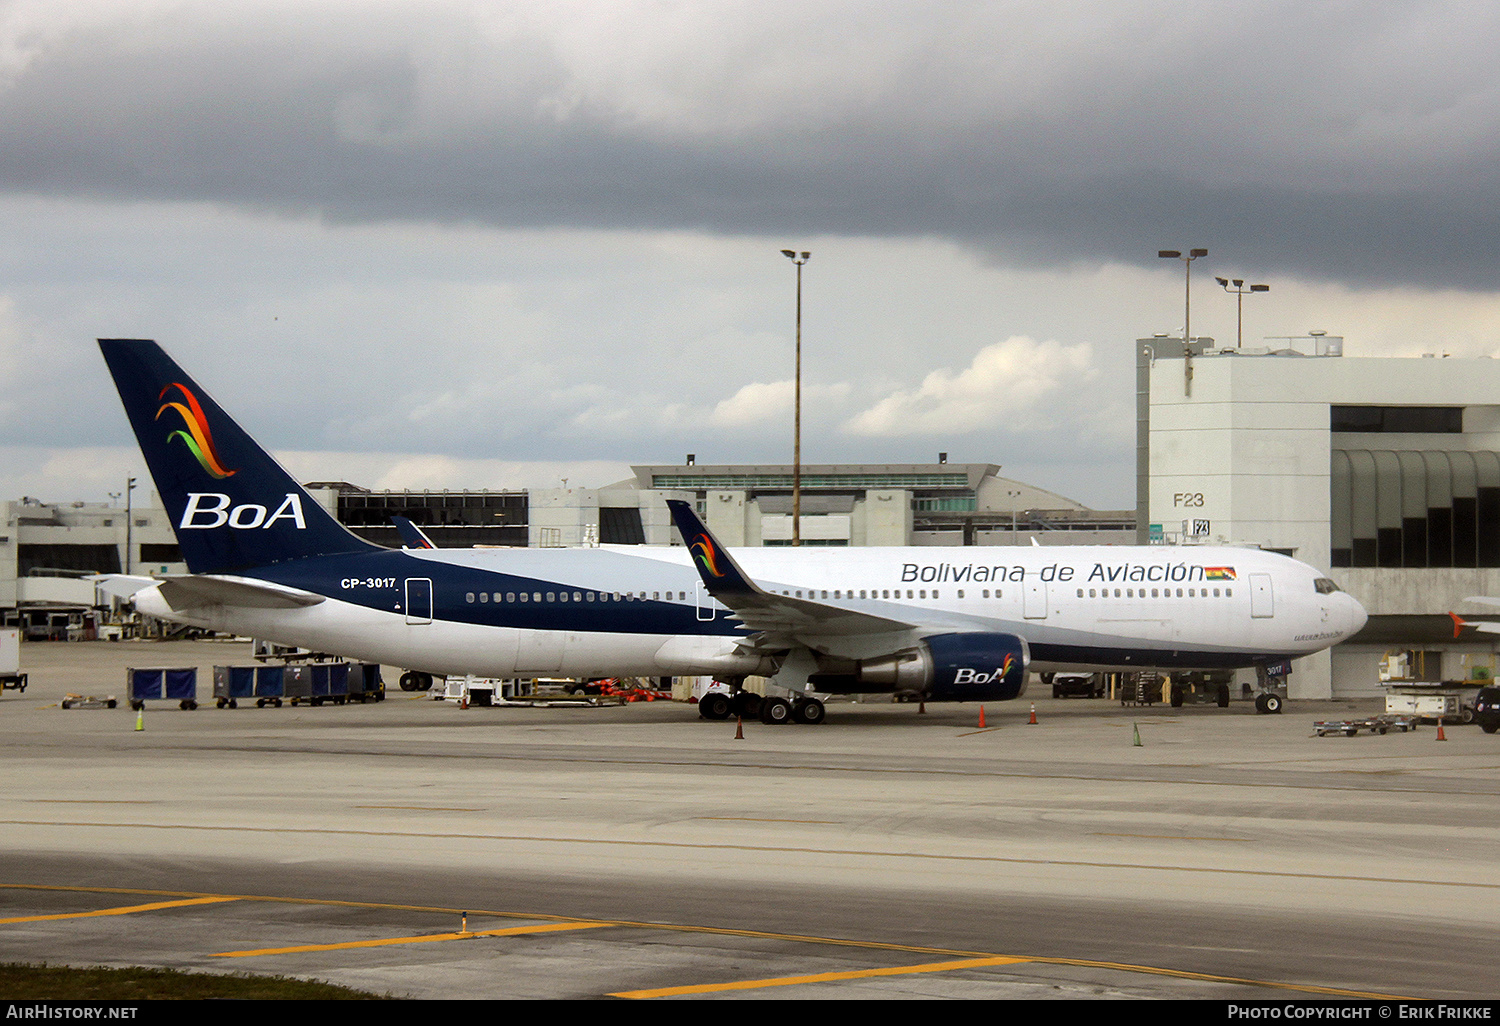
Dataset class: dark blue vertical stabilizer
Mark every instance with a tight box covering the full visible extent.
[99,339,380,574]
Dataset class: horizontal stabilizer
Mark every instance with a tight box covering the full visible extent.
[157,574,326,610]
[88,574,161,601]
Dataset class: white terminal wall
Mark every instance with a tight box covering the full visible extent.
[1148,352,1500,698]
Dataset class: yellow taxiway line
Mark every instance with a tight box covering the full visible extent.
[213,920,612,957]
[0,895,239,924]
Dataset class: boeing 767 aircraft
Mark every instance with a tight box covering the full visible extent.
[96,338,1366,723]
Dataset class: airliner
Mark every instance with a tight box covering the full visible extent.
[95,338,1367,724]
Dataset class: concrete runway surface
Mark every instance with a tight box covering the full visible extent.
[0,639,1497,1000]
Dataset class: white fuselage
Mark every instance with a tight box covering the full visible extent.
[133,542,1368,681]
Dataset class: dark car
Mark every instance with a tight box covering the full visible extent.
[1475,686,1500,734]
[1052,672,1102,699]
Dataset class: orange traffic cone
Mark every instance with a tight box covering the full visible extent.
[918,700,926,714]
[978,705,986,728]
[735,716,744,739]
[1437,716,1447,741]
[1029,703,1038,725]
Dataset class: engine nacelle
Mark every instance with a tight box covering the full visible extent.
[856,632,1029,702]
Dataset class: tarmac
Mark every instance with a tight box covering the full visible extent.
[0,638,1497,1001]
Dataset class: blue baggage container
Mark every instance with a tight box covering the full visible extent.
[253,665,284,707]
[126,667,198,710]
[212,665,256,708]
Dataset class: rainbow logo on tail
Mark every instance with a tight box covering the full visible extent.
[689,534,725,578]
[155,382,236,479]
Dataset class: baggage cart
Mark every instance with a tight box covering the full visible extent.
[126,666,198,710]
[1,628,25,692]
[212,665,257,708]
[253,664,284,707]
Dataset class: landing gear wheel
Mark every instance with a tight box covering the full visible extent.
[1254,693,1269,714]
[1170,686,1184,708]
[699,692,732,720]
[1263,694,1283,714]
[733,692,762,720]
[1217,684,1231,708]
[399,671,420,692]
[760,696,792,725]
[793,699,826,725]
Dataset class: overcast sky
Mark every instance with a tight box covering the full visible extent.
[4,0,1500,512]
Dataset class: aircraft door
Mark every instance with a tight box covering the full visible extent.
[695,581,716,621]
[405,578,433,625]
[1250,573,1274,618]
[1024,580,1048,619]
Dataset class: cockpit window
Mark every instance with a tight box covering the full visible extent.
[1314,578,1341,594]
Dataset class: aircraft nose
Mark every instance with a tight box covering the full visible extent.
[1343,594,1368,638]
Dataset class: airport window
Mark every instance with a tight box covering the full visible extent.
[1331,405,1462,433]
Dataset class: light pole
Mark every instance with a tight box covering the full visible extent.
[1158,248,1208,344]
[1214,277,1270,349]
[123,476,137,575]
[781,249,810,546]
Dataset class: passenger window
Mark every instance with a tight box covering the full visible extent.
[466,592,475,603]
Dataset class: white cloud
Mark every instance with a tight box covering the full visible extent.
[843,336,1096,437]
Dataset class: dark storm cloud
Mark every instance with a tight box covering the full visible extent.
[4,1,1500,288]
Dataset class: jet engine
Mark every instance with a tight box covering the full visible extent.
[847,632,1030,702]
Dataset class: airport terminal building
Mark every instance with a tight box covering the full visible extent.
[1142,334,1500,698]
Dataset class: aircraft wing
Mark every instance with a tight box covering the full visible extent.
[665,499,916,641]
[155,574,326,610]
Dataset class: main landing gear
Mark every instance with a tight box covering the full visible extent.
[699,681,826,725]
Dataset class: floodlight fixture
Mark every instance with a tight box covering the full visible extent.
[1218,276,1272,348]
